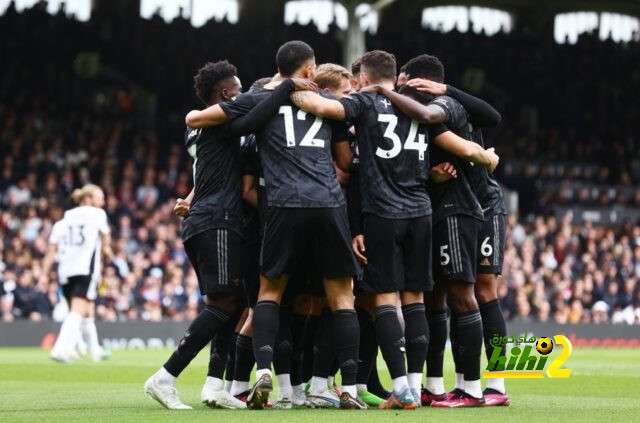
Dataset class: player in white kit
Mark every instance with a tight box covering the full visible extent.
[40,184,113,363]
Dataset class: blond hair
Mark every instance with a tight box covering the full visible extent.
[314,63,352,90]
[71,184,103,205]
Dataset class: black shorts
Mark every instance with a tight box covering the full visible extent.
[184,228,243,295]
[260,206,358,280]
[433,215,480,284]
[359,214,433,293]
[242,236,261,307]
[477,213,506,275]
[287,257,324,300]
[62,275,96,300]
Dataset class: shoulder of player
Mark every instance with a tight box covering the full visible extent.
[431,95,463,111]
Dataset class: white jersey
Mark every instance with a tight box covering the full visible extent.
[49,205,110,284]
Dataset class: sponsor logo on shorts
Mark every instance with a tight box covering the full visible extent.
[480,257,491,266]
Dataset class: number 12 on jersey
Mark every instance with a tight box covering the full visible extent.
[377,114,427,160]
[279,106,325,148]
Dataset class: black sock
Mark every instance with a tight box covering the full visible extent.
[225,332,238,382]
[375,305,407,380]
[454,309,483,382]
[450,312,463,375]
[402,303,429,374]
[208,322,233,379]
[301,314,319,382]
[333,309,359,386]
[290,313,307,385]
[426,309,448,378]
[252,300,280,370]
[356,307,377,385]
[480,299,507,361]
[312,307,334,378]
[234,334,255,383]
[273,306,293,376]
[367,357,391,399]
[164,304,232,377]
[330,357,340,378]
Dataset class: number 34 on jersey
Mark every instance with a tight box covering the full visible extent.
[377,114,427,161]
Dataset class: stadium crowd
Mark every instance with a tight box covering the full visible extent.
[1,4,639,325]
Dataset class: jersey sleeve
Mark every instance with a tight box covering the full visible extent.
[430,96,466,128]
[219,91,256,121]
[49,221,62,244]
[428,123,449,139]
[97,209,110,235]
[446,85,501,128]
[229,80,294,137]
[338,93,366,123]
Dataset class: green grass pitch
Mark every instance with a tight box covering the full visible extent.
[1,346,639,422]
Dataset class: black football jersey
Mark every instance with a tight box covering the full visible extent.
[182,124,244,241]
[239,134,267,235]
[467,127,507,216]
[340,91,431,219]
[428,95,484,223]
[221,89,348,209]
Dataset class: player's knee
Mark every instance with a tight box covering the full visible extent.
[474,285,497,304]
[400,290,423,305]
[206,293,242,314]
[70,297,90,316]
[474,274,498,304]
[308,296,322,315]
[447,283,478,312]
[323,277,354,311]
[257,273,287,303]
[326,294,354,311]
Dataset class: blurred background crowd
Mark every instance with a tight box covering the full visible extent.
[1,1,639,325]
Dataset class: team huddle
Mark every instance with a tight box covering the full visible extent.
[43,39,509,411]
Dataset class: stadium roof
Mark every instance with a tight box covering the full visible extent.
[330,0,640,15]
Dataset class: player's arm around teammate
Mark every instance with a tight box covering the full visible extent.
[364,84,500,172]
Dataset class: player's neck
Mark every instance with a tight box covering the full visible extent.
[368,81,395,91]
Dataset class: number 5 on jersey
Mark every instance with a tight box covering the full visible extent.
[377,114,427,160]
[279,106,324,148]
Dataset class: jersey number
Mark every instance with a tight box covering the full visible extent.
[187,143,197,182]
[480,237,493,257]
[65,225,86,246]
[440,245,450,266]
[279,106,325,148]
[376,114,427,160]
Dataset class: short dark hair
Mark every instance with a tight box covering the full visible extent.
[351,57,362,75]
[403,54,445,82]
[360,50,396,83]
[276,40,315,77]
[250,77,272,91]
[193,60,237,104]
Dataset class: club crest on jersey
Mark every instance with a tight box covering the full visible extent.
[380,98,391,108]
[433,97,448,107]
[187,128,202,139]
